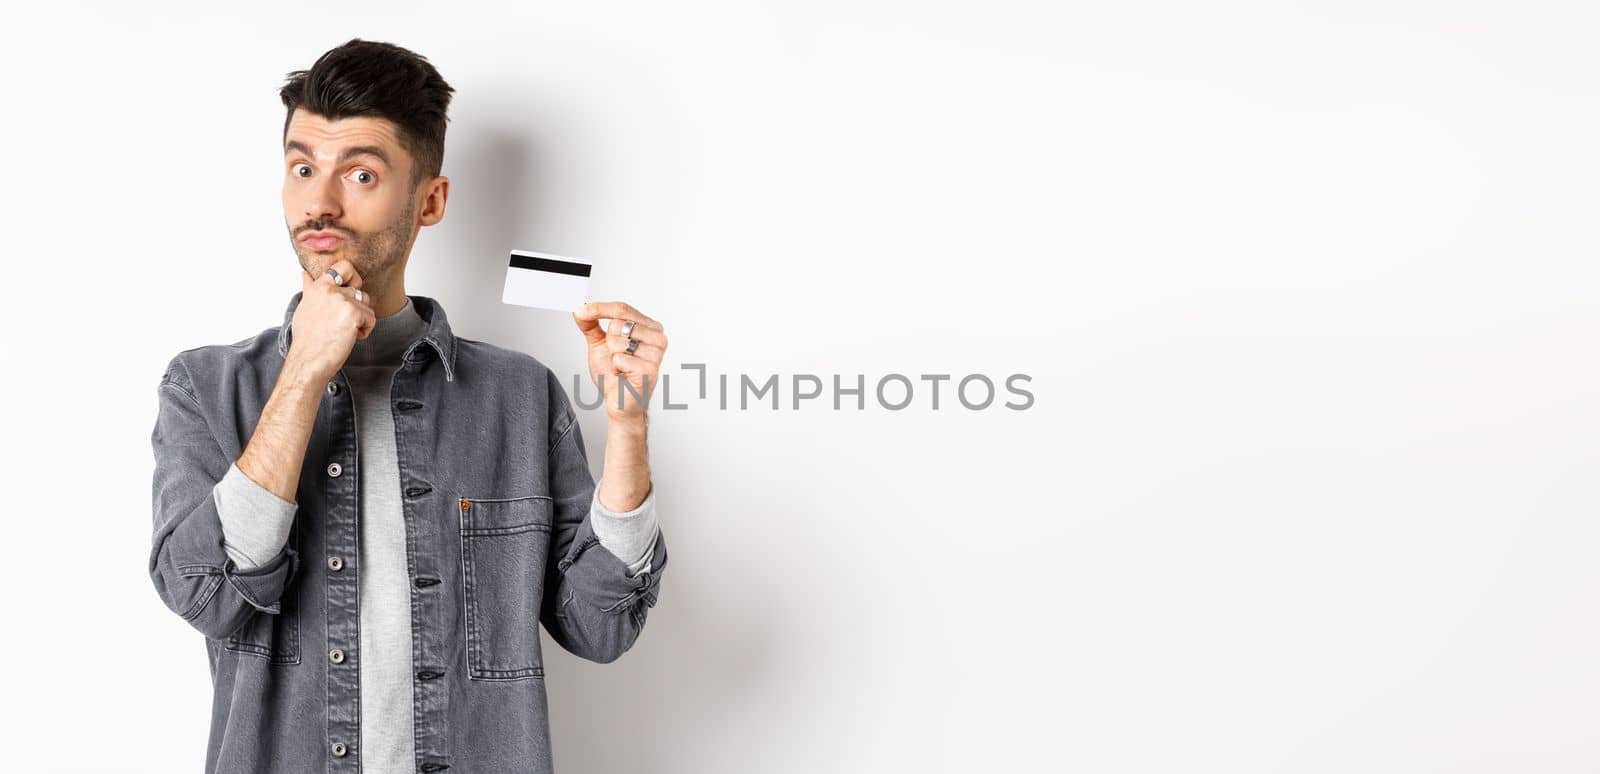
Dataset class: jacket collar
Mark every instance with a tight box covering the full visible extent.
[276,291,458,382]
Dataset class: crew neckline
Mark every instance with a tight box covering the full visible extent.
[346,296,427,367]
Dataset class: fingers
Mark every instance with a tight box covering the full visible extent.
[606,320,667,347]
[574,301,659,330]
[316,259,364,289]
[572,310,607,345]
[342,286,371,305]
[575,301,668,379]
[354,298,377,339]
[605,338,665,363]
[301,260,374,337]
[339,283,376,339]
[573,301,662,351]
[604,325,667,362]
[345,286,375,311]
[608,351,655,375]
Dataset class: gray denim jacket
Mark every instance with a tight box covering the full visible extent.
[148,291,668,773]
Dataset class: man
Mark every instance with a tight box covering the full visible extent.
[148,38,671,773]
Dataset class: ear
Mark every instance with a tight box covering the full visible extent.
[418,176,449,226]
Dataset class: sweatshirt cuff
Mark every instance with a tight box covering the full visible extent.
[213,461,298,571]
[589,484,659,577]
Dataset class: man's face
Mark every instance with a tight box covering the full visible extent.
[283,109,418,284]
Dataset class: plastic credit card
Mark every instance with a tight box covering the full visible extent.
[501,249,592,312]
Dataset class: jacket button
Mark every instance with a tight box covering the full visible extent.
[330,741,347,757]
[327,462,342,477]
[329,648,345,664]
[326,382,340,396]
[327,556,343,571]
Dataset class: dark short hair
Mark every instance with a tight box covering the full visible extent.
[279,38,456,189]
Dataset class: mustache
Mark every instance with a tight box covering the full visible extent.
[297,222,354,238]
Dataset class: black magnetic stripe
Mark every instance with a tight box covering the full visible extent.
[509,254,592,277]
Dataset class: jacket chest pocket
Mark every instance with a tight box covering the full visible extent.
[458,494,552,681]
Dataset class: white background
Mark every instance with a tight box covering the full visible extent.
[2,1,1597,771]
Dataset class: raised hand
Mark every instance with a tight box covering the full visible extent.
[288,259,376,383]
[572,301,667,422]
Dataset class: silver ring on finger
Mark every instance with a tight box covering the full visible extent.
[619,319,636,338]
[354,289,363,303]
[325,268,344,286]
[625,337,639,355]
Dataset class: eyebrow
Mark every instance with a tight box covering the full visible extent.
[284,140,391,168]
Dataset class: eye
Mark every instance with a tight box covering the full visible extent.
[291,162,312,178]
[351,169,375,185]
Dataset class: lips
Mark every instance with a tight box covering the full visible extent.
[301,231,347,251]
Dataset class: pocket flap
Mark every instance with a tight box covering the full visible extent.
[458,494,552,536]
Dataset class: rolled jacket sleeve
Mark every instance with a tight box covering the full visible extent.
[214,461,299,571]
[149,360,302,642]
[537,368,667,664]
[589,483,659,577]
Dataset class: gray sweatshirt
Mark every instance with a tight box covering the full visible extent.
[211,296,659,772]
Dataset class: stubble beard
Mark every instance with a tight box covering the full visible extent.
[294,194,417,294]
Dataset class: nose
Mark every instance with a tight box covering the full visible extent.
[303,174,342,223]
